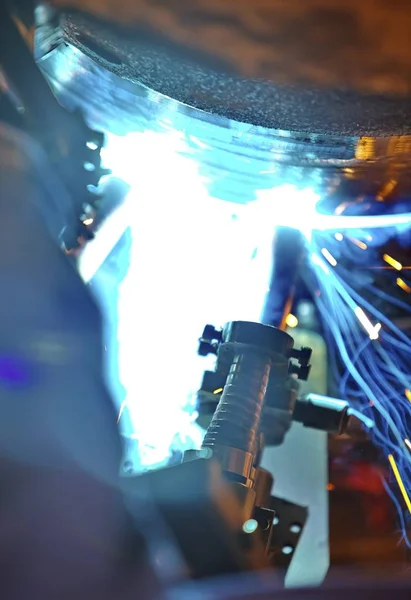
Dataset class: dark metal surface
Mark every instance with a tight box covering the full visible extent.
[222,322,293,356]
[293,395,350,435]
[202,351,272,456]
[269,496,308,569]
[48,4,411,135]
[124,457,267,579]
[35,30,411,217]
[201,322,293,458]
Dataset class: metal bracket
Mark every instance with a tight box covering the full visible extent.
[267,496,308,569]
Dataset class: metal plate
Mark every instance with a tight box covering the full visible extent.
[268,496,308,569]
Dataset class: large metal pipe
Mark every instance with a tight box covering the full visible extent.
[47,1,411,135]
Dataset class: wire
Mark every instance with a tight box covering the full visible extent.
[305,228,411,541]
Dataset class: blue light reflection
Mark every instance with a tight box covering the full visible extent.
[101,125,411,532]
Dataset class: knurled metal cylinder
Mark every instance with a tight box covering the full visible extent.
[202,351,271,456]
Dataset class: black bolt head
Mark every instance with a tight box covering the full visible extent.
[297,365,311,381]
[202,324,223,342]
[298,347,312,366]
[198,340,218,357]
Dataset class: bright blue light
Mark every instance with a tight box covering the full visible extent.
[101,132,276,467]
[101,127,411,508]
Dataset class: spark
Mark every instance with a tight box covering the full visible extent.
[388,454,411,515]
[117,400,127,424]
[334,202,350,216]
[213,388,223,395]
[353,307,381,340]
[311,252,330,274]
[350,238,367,250]
[334,233,344,241]
[405,439,411,452]
[285,313,299,328]
[406,389,411,402]
[371,323,382,340]
[321,248,337,267]
[397,278,411,294]
[376,179,397,202]
[383,254,403,271]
